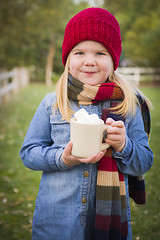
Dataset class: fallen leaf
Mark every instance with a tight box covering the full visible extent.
[22,225,31,229]
[27,197,34,201]
[0,134,5,140]
[144,210,148,214]
[28,218,33,224]
[3,176,12,183]
[27,203,33,208]
[2,198,8,203]
[0,192,5,197]
[13,188,19,193]
[10,210,24,215]
[11,201,22,207]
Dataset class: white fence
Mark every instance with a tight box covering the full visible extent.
[0,67,29,104]
[117,67,160,85]
[0,67,159,104]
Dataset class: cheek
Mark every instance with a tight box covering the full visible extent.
[69,59,82,80]
[102,59,113,76]
[69,59,77,74]
[69,66,76,78]
[102,64,112,77]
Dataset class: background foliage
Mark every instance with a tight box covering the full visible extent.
[0,0,88,80]
[0,0,160,81]
[103,0,160,67]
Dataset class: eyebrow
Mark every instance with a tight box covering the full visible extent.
[72,48,108,53]
[71,48,83,52]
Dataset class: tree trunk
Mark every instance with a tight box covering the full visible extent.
[45,37,55,87]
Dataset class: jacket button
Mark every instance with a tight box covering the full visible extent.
[83,171,89,177]
[82,197,87,204]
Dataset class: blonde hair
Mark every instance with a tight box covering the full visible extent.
[53,55,151,122]
[53,55,73,121]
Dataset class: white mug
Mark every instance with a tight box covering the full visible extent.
[70,118,110,158]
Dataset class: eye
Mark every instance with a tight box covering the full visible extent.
[96,52,106,56]
[75,51,84,55]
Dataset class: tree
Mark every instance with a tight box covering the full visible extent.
[103,0,160,67]
[0,0,89,83]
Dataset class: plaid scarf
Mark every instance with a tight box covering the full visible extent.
[68,74,150,240]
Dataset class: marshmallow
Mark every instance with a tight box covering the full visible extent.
[74,108,104,124]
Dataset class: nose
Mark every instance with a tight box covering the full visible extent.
[84,55,96,66]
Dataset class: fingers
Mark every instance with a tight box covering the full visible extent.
[106,133,123,142]
[105,118,126,152]
[106,117,115,125]
[63,141,73,156]
[62,142,106,167]
[110,120,124,128]
[62,142,80,167]
[107,125,124,136]
[106,118,124,128]
[78,150,106,164]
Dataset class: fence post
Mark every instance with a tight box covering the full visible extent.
[134,67,140,86]
[12,68,20,94]
[20,67,30,88]
[2,74,11,102]
[0,67,30,105]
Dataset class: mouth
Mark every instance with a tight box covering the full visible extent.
[83,71,97,75]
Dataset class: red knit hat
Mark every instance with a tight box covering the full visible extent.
[62,7,122,70]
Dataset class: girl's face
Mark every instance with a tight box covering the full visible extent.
[69,41,113,86]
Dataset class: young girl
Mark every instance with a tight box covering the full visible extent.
[20,8,153,240]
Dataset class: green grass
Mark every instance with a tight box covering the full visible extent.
[130,87,160,240]
[0,84,160,240]
[0,84,53,240]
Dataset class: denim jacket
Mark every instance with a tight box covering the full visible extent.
[20,92,153,240]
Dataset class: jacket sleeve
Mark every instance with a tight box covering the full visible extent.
[112,105,153,176]
[20,97,70,172]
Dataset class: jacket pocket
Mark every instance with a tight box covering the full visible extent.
[50,114,70,144]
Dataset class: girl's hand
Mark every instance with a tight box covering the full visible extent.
[62,142,106,168]
[105,117,126,152]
